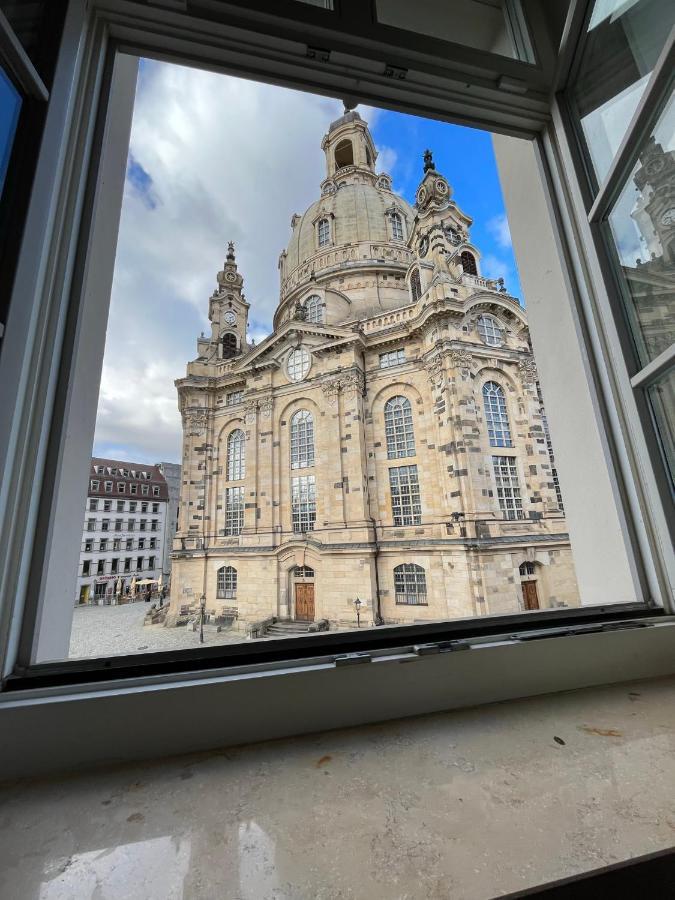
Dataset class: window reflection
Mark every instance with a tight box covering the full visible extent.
[0,67,22,199]
[647,367,674,488]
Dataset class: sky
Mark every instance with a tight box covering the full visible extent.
[93,59,522,466]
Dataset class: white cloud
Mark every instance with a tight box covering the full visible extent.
[94,61,348,464]
[480,253,512,282]
[486,213,512,249]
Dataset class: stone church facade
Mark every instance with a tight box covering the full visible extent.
[168,110,580,632]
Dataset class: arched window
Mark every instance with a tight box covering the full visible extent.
[334,139,354,169]
[384,396,415,459]
[291,409,315,469]
[394,564,427,605]
[410,268,422,302]
[390,211,404,241]
[226,429,245,481]
[519,562,536,576]
[293,565,314,578]
[461,251,478,275]
[482,381,513,447]
[477,314,504,347]
[222,332,237,358]
[217,565,237,599]
[287,347,311,382]
[305,295,323,323]
[318,217,331,247]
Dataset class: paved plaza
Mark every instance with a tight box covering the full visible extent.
[68,601,245,659]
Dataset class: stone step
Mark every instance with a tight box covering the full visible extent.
[266,621,314,634]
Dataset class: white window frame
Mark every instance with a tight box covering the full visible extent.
[224,486,244,536]
[317,217,330,247]
[291,474,316,533]
[379,348,406,369]
[0,0,672,781]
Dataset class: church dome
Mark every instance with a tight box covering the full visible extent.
[276,111,417,325]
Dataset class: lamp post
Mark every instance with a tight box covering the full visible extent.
[199,593,206,644]
[353,596,362,628]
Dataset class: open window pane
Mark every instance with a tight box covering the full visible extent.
[647,366,675,488]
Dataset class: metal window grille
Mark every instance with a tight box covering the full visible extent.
[290,409,315,469]
[389,465,422,525]
[492,455,525,520]
[287,347,310,381]
[391,212,404,240]
[410,268,421,302]
[292,475,316,532]
[318,217,330,247]
[384,395,416,459]
[379,348,406,369]
[483,381,513,447]
[477,315,503,347]
[226,390,242,406]
[225,486,244,535]
[217,565,237,599]
[227,429,245,481]
[304,295,323,323]
[394,563,428,605]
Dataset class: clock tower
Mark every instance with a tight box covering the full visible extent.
[206,241,250,359]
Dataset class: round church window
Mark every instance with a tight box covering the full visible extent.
[287,347,311,382]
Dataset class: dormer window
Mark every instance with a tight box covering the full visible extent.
[461,250,478,276]
[318,218,330,248]
[304,295,323,323]
[477,315,504,347]
[390,211,404,241]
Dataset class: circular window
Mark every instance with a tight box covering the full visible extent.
[476,315,504,347]
[287,347,311,382]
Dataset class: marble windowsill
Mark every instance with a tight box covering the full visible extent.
[1,675,674,898]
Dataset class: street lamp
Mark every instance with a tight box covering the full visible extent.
[199,593,206,644]
[353,596,362,628]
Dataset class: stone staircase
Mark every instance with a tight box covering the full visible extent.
[264,619,329,637]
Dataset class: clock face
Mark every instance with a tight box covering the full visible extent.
[416,186,427,205]
[224,311,236,326]
[225,272,236,282]
[419,235,429,258]
[660,207,675,227]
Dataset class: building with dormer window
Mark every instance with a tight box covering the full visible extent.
[169,110,580,633]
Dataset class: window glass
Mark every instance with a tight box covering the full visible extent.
[605,91,674,366]
[477,315,503,346]
[394,563,427,605]
[570,0,674,184]
[304,295,323,323]
[483,381,513,447]
[647,366,674,488]
[389,465,421,525]
[0,67,21,200]
[291,475,316,532]
[384,396,415,459]
[379,349,406,369]
[492,455,525,520]
[290,410,315,469]
[225,486,244,535]
[227,429,246,481]
[287,347,311,381]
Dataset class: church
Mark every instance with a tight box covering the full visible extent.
[167,109,580,634]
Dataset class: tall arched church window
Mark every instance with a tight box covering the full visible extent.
[334,139,354,169]
[477,315,504,347]
[410,268,421,302]
[461,251,478,275]
[482,381,513,447]
[318,218,330,247]
[226,429,245,481]
[290,409,315,469]
[394,564,427,605]
[384,396,416,459]
[305,295,323,323]
[222,332,237,358]
[217,565,237,599]
[391,211,404,241]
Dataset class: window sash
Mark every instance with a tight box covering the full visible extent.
[389,465,422,526]
[385,396,416,459]
[291,474,316,532]
[225,486,244,536]
[492,455,525,520]
[290,410,315,469]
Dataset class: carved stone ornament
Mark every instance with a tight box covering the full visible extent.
[425,354,444,387]
[184,408,208,437]
[258,395,273,418]
[321,378,341,406]
[321,370,365,405]
[448,349,473,370]
[244,395,273,422]
[518,356,538,386]
[244,400,258,424]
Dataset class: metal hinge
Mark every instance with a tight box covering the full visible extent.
[307,46,331,63]
[383,64,407,80]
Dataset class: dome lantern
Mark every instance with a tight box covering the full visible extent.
[321,109,378,181]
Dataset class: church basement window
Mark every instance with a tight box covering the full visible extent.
[389,465,422,526]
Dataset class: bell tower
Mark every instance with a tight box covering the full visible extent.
[207,242,250,359]
[321,108,378,182]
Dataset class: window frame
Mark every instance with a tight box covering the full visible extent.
[0,0,669,712]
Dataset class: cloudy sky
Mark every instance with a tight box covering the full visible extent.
[93,59,521,466]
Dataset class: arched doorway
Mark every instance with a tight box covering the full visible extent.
[519,561,539,610]
[292,565,315,621]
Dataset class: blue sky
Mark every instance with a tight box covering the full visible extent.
[93,62,522,465]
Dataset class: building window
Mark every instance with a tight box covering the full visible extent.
[117,482,125,493]
[519,561,536,576]
[141,484,149,495]
[111,558,119,574]
[483,381,513,447]
[152,486,160,496]
[293,565,314,579]
[148,556,155,569]
[225,486,244,535]
[96,560,105,575]
[477,315,503,347]
[130,484,137,495]
[305,295,323,323]
[124,558,131,573]
[139,519,146,531]
[82,560,90,576]
[125,538,133,551]
[151,519,157,531]
[390,211,404,241]
[86,518,96,532]
[90,480,99,491]
[389,465,422,525]
[461,250,478,275]
[287,346,311,382]
[222,332,238,358]
[101,519,109,532]
[410,268,421,302]
[128,519,135,531]
[217,565,237,599]
[291,474,316,533]
[136,556,144,570]
[226,390,243,406]
[117,500,125,511]
[290,409,315,469]
[113,538,121,551]
[379,348,406,369]
[84,540,93,552]
[152,503,159,513]
[99,539,107,552]
[103,500,112,511]
[150,537,156,549]
[317,217,330,247]
[138,537,145,550]
[104,481,112,492]
[129,501,137,513]
[226,429,246,481]
[113,518,122,531]
[394,563,428,605]
[384,396,416,459]
[141,502,148,513]
[492,455,525,520]
[334,138,353,169]
[89,499,98,511]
